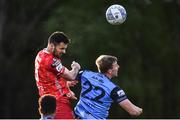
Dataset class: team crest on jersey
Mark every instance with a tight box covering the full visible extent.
[51,58,63,72]
[117,90,125,97]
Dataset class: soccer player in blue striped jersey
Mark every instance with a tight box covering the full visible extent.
[74,55,143,119]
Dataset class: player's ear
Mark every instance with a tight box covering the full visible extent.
[38,107,42,115]
[50,43,55,49]
[48,43,55,52]
[107,69,112,74]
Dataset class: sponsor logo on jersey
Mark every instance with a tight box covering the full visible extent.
[117,90,125,97]
[51,58,63,72]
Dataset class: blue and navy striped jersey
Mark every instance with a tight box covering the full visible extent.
[74,70,127,119]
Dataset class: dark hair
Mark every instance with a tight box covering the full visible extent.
[48,31,70,45]
[38,94,56,116]
[95,55,117,73]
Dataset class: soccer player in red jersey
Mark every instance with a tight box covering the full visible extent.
[34,31,80,119]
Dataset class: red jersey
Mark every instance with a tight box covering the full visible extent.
[35,49,75,119]
[34,49,70,101]
[35,49,74,119]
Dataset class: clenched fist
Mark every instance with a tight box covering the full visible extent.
[71,61,81,70]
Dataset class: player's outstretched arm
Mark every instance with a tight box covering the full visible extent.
[61,61,81,80]
[119,99,143,116]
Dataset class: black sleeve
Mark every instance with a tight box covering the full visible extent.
[75,70,83,81]
[110,87,127,103]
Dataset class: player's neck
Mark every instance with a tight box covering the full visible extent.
[46,44,53,53]
[104,73,112,79]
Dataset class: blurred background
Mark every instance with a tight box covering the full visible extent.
[0,0,180,119]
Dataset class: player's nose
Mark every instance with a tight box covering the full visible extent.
[117,64,120,68]
[62,49,66,54]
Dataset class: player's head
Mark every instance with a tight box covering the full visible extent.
[38,94,56,117]
[48,31,70,58]
[95,55,119,78]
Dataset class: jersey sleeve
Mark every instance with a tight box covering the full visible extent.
[75,70,84,81]
[110,87,127,103]
[45,57,65,75]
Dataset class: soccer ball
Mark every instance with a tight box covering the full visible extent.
[105,4,127,25]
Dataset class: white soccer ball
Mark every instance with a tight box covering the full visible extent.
[105,4,127,25]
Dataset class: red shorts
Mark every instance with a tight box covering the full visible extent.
[54,97,75,119]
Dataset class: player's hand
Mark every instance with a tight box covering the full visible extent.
[71,61,81,70]
[66,90,77,100]
[134,106,143,116]
[67,80,78,87]
[138,107,143,115]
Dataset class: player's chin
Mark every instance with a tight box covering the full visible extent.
[58,54,62,57]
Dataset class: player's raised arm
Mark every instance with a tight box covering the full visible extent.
[61,61,81,80]
[35,31,80,119]
[119,99,143,116]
